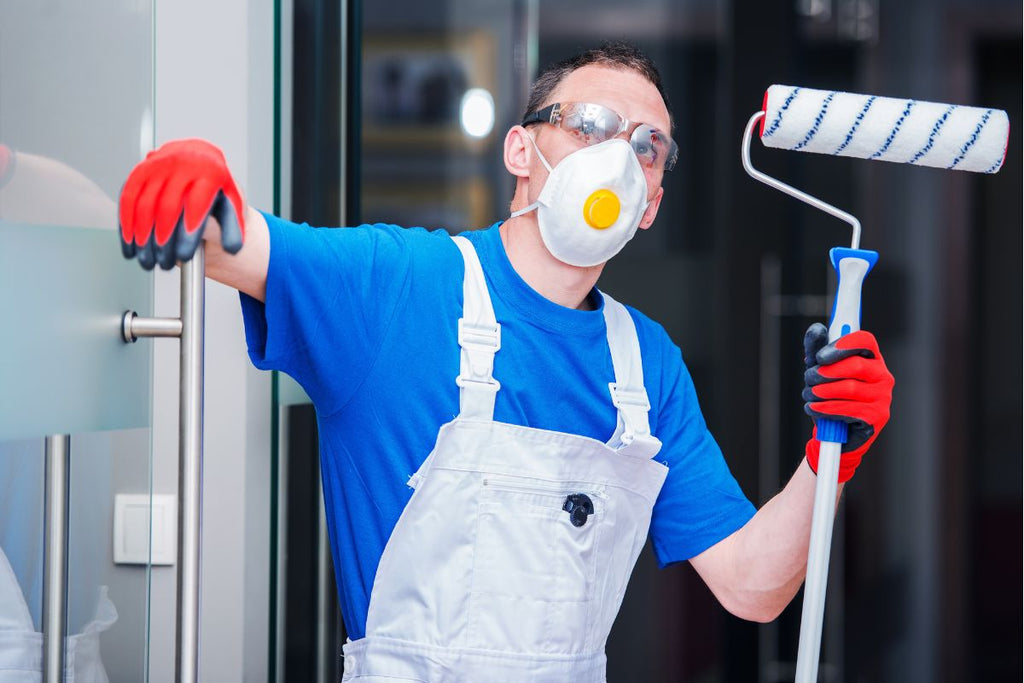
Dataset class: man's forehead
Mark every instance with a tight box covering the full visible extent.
[546,64,671,132]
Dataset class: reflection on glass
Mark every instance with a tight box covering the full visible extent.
[0,431,152,680]
[0,440,45,637]
[0,147,115,229]
[0,0,154,441]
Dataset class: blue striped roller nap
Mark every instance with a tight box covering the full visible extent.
[760,84,1009,174]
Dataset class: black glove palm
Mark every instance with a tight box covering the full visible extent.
[802,322,894,482]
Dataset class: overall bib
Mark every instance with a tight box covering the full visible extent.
[342,236,669,682]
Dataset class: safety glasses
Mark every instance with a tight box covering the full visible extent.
[522,102,678,172]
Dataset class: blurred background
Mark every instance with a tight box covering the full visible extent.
[1,0,1020,681]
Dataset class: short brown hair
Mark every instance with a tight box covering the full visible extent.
[523,41,672,129]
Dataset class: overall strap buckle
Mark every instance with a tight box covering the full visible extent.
[608,383,651,411]
[458,319,501,353]
[456,318,501,419]
[457,318,501,387]
[608,382,653,445]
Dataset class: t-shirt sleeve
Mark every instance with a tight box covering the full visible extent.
[647,339,756,568]
[239,213,420,415]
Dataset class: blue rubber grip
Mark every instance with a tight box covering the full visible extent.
[817,418,849,444]
[818,247,879,445]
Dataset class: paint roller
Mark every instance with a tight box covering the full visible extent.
[740,85,1009,683]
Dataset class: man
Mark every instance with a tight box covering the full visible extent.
[119,43,893,681]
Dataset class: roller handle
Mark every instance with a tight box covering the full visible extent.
[817,247,880,443]
[795,246,878,683]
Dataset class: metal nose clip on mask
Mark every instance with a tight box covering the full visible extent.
[511,136,651,267]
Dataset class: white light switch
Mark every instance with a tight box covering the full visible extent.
[114,494,176,566]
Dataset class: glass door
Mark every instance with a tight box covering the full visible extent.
[0,1,156,680]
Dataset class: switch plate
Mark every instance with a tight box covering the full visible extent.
[113,494,176,566]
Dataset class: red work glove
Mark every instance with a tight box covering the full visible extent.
[119,139,246,270]
[802,323,894,483]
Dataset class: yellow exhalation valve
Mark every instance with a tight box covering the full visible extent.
[583,189,620,229]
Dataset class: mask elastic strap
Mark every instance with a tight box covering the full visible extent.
[509,202,538,219]
[508,133,553,219]
[526,133,554,173]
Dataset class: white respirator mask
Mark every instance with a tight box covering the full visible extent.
[510,136,652,267]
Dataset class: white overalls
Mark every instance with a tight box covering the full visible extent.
[342,236,669,682]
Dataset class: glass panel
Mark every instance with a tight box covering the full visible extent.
[278,374,311,407]
[67,430,152,681]
[0,223,152,440]
[0,430,153,681]
[0,439,46,633]
[0,0,154,440]
[0,0,155,680]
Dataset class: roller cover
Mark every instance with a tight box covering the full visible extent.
[760,84,1009,173]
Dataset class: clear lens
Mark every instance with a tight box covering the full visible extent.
[555,102,678,172]
[630,124,679,171]
[559,103,623,145]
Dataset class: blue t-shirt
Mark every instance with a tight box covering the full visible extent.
[240,214,756,640]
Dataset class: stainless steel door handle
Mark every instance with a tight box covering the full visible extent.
[121,247,205,683]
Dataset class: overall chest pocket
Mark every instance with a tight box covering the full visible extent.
[467,475,606,654]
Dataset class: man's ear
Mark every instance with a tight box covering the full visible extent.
[504,125,532,179]
[639,186,664,230]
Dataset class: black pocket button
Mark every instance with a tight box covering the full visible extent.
[562,493,595,527]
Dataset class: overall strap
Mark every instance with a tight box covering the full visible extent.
[451,235,501,421]
[601,292,662,459]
